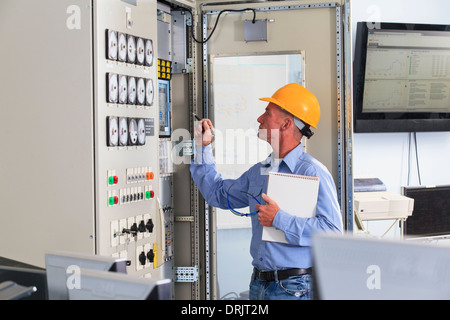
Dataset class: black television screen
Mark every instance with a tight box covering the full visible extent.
[353,22,450,133]
[402,184,450,237]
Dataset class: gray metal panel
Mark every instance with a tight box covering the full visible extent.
[172,11,188,73]
[158,20,172,61]
[0,0,95,267]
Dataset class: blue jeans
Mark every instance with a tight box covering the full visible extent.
[249,273,313,300]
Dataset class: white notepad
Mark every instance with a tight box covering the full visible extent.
[262,172,319,243]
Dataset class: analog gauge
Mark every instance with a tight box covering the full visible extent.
[136,37,145,65]
[107,73,118,103]
[127,76,136,105]
[127,35,136,64]
[119,117,128,146]
[137,78,145,105]
[107,30,118,60]
[128,118,138,145]
[145,79,154,106]
[137,118,146,145]
[118,75,128,104]
[118,32,127,62]
[145,39,153,66]
[107,116,119,147]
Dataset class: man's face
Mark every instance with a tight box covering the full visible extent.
[257,103,284,145]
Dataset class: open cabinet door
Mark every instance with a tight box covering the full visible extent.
[198,0,351,299]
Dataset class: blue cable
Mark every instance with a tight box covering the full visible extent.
[226,191,261,217]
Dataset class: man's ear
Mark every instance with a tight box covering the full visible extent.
[281,118,292,131]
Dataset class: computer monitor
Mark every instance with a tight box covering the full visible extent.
[68,268,171,300]
[402,184,450,237]
[353,21,450,133]
[312,233,450,299]
[45,250,127,300]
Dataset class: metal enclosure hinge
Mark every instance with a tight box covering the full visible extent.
[174,266,199,282]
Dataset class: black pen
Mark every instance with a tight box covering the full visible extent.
[193,113,214,135]
[193,113,202,121]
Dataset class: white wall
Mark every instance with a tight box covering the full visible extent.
[351,0,450,193]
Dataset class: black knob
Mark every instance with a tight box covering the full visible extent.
[139,251,146,265]
[146,219,154,233]
[147,249,154,263]
[138,220,146,232]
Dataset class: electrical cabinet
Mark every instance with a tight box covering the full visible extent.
[0,0,167,281]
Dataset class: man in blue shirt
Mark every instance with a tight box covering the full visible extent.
[190,83,343,300]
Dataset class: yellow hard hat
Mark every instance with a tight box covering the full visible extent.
[259,83,320,129]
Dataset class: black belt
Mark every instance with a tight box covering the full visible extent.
[252,267,312,281]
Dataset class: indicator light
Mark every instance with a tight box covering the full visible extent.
[109,196,119,205]
[108,176,118,185]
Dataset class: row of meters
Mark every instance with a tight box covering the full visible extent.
[107,73,154,106]
[106,29,154,66]
[107,116,149,147]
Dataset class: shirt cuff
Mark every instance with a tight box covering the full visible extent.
[272,209,291,232]
[193,143,215,164]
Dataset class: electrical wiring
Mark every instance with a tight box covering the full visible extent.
[407,132,422,185]
[186,8,257,44]
[413,132,422,185]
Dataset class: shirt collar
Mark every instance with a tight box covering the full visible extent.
[282,142,304,173]
[261,142,304,172]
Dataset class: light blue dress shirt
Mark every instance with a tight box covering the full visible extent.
[190,142,343,271]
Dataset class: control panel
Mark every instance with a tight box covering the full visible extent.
[94,0,163,279]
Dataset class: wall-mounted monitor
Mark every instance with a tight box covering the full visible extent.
[353,22,450,133]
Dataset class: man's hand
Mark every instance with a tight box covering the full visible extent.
[255,193,280,227]
[194,118,214,146]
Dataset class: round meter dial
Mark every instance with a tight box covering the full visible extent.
[128,76,136,105]
[137,78,145,105]
[119,117,128,146]
[128,118,138,145]
[107,116,119,146]
[145,39,153,66]
[118,75,128,104]
[107,73,118,103]
[127,35,136,64]
[118,32,127,62]
[145,79,154,106]
[137,118,146,145]
[107,30,118,60]
[136,37,145,65]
